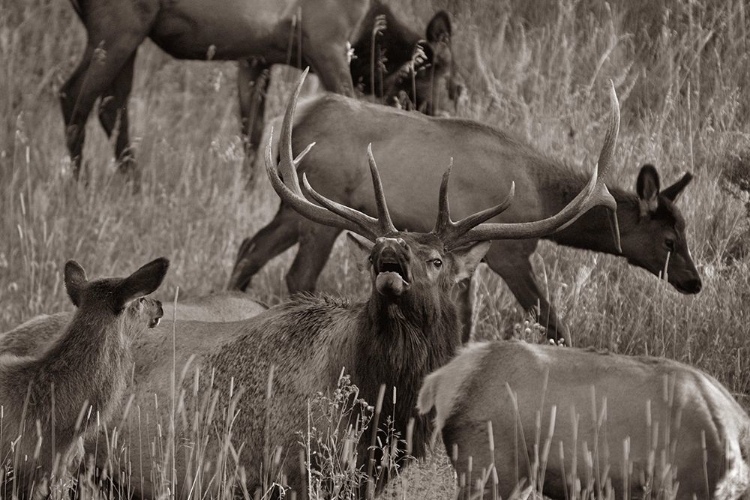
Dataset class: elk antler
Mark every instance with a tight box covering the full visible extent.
[265,69,398,241]
[435,81,622,251]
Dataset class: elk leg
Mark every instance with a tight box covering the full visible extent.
[98,52,137,180]
[305,49,355,96]
[227,205,302,291]
[237,58,271,187]
[60,2,152,180]
[60,46,96,179]
[483,243,570,342]
[286,225,341,293]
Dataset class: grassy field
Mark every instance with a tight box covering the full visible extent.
[1,0,750,497]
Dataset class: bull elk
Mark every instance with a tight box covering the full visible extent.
[417,340,750,499]
[61,0,455,183]
[3,74,616,498]
[0,258,167,496]
[228,86,700,343]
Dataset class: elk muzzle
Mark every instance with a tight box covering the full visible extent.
[373,238,411,297]
[137,297,164,328]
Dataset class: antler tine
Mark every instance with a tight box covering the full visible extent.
[432,159,516,243]
[265,69,363,235]
[444,82,622,250]
[367,144,398,235]
[300,145,399,240]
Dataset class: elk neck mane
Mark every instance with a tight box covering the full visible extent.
[357,284,462,458]
[532,157,642,254]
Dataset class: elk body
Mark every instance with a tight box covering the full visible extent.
[417,340,750,500]
[228,91,700,342]
[62,74,619,498]
[0,291,267,358]
[62,0,454,182]
[0,258,167,494]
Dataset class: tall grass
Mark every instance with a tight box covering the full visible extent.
[1,0,749,497]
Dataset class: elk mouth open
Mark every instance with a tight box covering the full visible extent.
[375,259,410,296]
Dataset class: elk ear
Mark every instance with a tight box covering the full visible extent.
[426,11,451,43]
[64,260,88,307]
[661,172,693,203]
[113,258,170,311]
[636,164,660,217]
[346,233,373,271]
[450,241,492,283]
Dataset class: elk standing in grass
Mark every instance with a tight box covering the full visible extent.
[61,0,455,183]
[418,340,750,500]
[72,73,619,498]
[229,90,700,343]
[0,258,167,495]
[0,291,267,358]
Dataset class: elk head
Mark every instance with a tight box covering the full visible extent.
[267,70,621,318]
[386,12,456,115]
[621,164,701,294]
[65,258,168,332]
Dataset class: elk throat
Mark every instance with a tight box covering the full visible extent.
[357,293,461,458]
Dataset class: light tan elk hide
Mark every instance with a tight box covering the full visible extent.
[418,341,750,500]
[0,291,268,358]
[229,87,700,344]
[61,0,456,184]
[76,72,618,499]
[0,258,167,497]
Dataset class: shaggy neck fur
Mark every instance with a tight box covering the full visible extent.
[354,287,461,464]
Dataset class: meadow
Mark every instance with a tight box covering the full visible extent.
[1,0,750,497]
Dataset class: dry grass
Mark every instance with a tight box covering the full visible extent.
[1,0,750,498]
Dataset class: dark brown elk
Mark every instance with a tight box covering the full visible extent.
[0,258,167,496]
[418,340,750,499]
[33,73,617,498]
[228,88,699,343]
[62,0,455,183]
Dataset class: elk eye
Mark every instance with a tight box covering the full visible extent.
[430,258,443,269]
[139,297,147,304]
[368,256,373,263]
[665,238,676,252]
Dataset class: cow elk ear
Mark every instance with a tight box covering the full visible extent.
[661,172,693,203]
[114,258,170,311]
[426,11,451,43]
[636,164,660,217]
[450,241,491,283]
[346,232,374,271]
[64,260,88,307]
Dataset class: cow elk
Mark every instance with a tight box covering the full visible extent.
[0,291,266,358]
[61,0,455,184]
[229,81,699,343]
[418,340,750,500]
[60,73,618,498]
[0,258,167,496]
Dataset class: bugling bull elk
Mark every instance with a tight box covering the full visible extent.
[3,74,617,498]
[229,87,700,343]
[0,258,167,495]
[418,340,750,499]
[62,0,455,183]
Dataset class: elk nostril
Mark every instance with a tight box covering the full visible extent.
[689,279,702,293]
